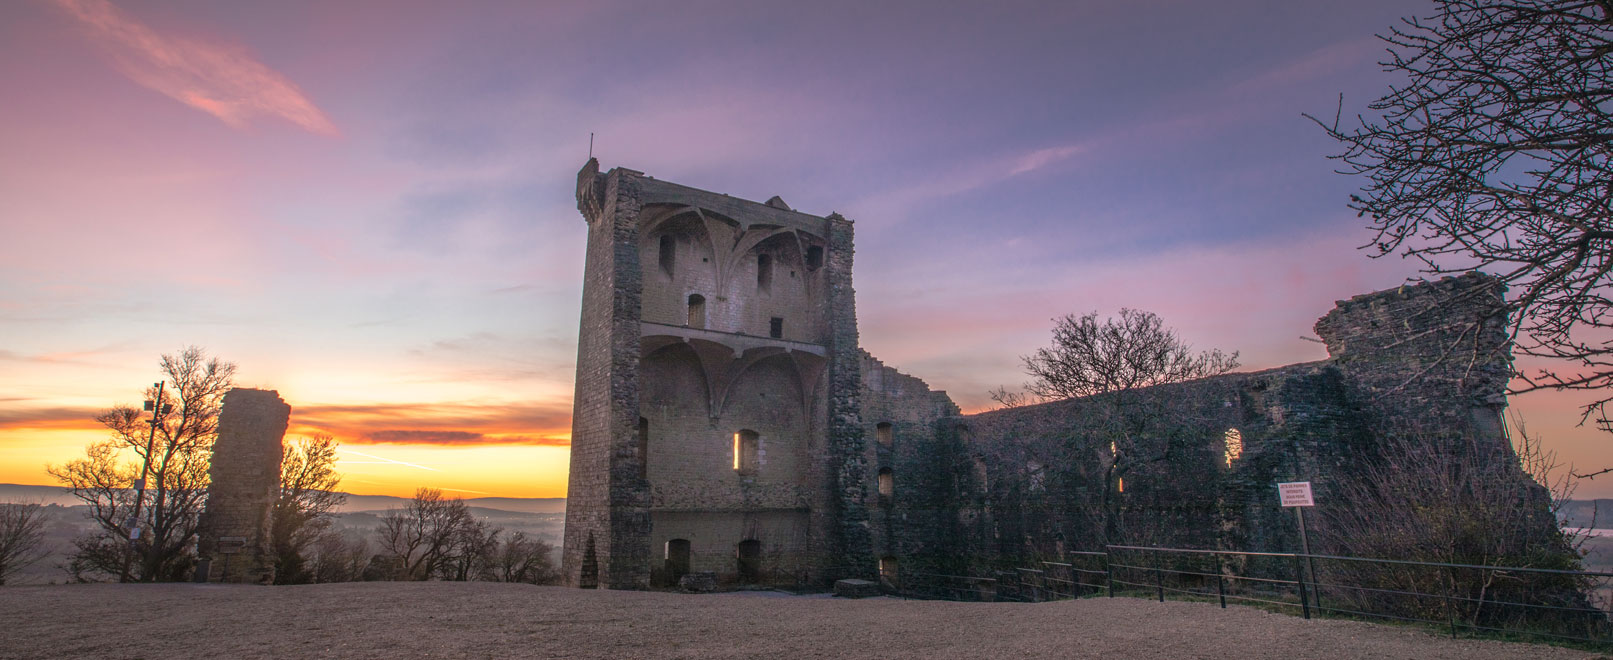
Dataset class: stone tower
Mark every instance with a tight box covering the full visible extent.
[196,388,289,584]
[562,159,870,589]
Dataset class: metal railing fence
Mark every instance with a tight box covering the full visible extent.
[886,545,1613,648]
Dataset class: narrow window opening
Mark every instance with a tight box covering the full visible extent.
[879,556,898,586]
[734,429,759,476]
[757,253,772,292]
[638,417,650,480]
[878,467,894,500]
[1118,477,1125,493]
[805,246,823,270]
[875,422,893,447]
[769,317,783,338]
[1224,428,1243,466]
[687,294,706,329]
[1027,460,1046,492]
[665,539,691,583]
[658,234,676,276]
[736,539,762,583]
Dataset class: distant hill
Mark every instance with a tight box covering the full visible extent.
[0,483,565,515]
[1559,499,1613,529]
[338,494,565,515]
[0,484,80,507]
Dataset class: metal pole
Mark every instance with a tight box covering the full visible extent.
[1297,507,1317,606]
[1292,552,1311,620]
[1154,551,1165,603]
[1215,553,1226,609]
[119,381,164,583]
[1105,547,1114,598]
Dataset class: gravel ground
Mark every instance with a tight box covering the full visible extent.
[0,582,1604,659]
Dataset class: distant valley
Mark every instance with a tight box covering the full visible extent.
[0,483,564,585]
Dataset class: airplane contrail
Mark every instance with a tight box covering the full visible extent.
[340,449,440,472]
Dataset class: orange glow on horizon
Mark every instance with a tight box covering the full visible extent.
[1,417,573,499]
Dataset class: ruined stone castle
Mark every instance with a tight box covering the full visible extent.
[561,159,1540,590]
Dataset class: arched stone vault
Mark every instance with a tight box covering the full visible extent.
[643,332,827,422]
[640,203,824,301]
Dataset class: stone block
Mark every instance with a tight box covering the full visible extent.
[833,578,881,598]
[679,572,718,593]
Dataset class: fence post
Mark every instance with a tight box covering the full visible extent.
[1444,569,1458,639]
[1154,551,1165,603]
[1214,553,1226,609]
[1291,553,1310,620]
[1105,548,1115,598]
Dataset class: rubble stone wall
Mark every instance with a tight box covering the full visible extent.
[198,388,289,584]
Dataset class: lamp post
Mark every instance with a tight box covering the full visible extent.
[118,381,170,583]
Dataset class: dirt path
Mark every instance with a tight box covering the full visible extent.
[0,582,1602,659]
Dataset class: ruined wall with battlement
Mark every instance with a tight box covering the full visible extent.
[563,162,1559,590]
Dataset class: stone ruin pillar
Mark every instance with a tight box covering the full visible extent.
[196,388,289,584]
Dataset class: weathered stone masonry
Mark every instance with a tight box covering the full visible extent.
[197,388,289,584]
[561,161,1552,588]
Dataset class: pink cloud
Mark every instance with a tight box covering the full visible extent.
[49,0,338,136]
[849,141,1087,226]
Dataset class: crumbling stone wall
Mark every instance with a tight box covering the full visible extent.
[858,351,960,577]
[197,388,289,584]
[905,273,1545,572]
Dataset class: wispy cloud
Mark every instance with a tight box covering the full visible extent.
[49,0,338,136]
[357,429,569,446]
[0,406,103,429]
[849,141,1086,225]
[290,401,573,447]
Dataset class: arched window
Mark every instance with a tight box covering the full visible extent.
[878,467,894,499]
[733,429,759,475]
[736,539,762,583]
[1027,460,1046,492]
[875,422,893,447]
[687,294,706,329]
[658,234,676,276]
[757,253,772,292]
[638,417,650,480]
[665,539,691,581]
[1224,428,1244,466]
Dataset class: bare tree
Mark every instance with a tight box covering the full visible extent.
[491,531,559,585]
[986,386,1033,410]
[374,488,473,580]
[1021,309,1238,401]
[438,519,501,581]
[308,528,370,584]
[0,502,50,585]
[49,347,235,582]
[1312,1,1613,430]
[271,434,346,584]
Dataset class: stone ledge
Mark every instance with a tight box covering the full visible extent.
[833,578,880,598]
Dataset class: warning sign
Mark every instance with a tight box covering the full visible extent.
[1278,481,1314,507]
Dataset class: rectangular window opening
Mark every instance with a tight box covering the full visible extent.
[769,317,783,339]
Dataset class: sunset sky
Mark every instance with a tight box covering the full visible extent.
[4,0,1610,499]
